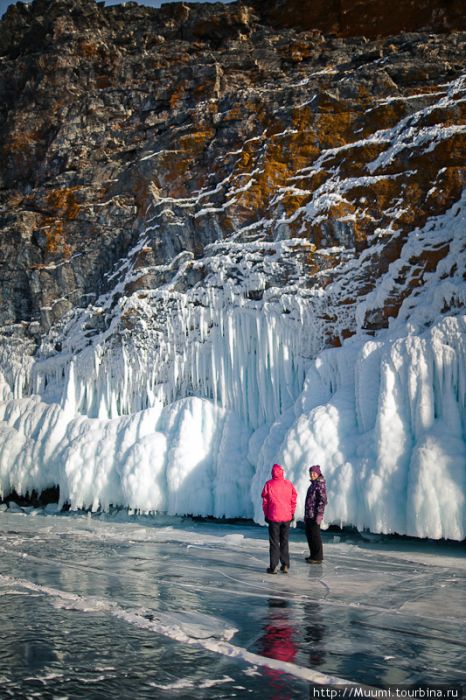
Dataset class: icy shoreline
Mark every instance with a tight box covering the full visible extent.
[2,502,465,550]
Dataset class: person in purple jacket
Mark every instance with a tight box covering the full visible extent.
[304,465,328,564]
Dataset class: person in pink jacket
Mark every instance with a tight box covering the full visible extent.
[261,463,297,574]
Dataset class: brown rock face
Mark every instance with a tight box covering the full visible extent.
[0,0,464,373]
[253,0,466,37]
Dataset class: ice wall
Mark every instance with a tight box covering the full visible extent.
[0,314,464,539]
[31,288,315,429]
[0,394,254,518]
[251,315,465,540]
[0,194,465,539]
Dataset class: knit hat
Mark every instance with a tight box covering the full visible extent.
[309,465,321,476]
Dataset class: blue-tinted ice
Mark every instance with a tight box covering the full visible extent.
[0,510,465,699]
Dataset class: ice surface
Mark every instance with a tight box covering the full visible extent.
[0,511,464,698]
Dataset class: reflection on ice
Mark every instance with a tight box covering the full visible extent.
[0,510,464,699]
[257,599,297,665]
[255,599,298,700]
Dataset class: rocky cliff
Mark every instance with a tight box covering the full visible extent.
[1,0,464,347]
[0,0,465,535]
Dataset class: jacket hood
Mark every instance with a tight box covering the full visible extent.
[272,463,284,479]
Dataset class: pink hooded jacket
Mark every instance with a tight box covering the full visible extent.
[261,464,297,523]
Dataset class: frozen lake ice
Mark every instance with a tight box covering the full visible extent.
[0,509,465,699]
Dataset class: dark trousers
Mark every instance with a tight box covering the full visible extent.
[305,519,323,561]
[268,521,291,569]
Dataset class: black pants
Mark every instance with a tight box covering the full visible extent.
[268,521,291,569]
[305,519,323,561]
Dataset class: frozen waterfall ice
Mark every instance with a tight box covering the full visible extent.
[0,195,465,541]
[0,311,464,540]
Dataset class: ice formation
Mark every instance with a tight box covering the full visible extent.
[1,184,465,541]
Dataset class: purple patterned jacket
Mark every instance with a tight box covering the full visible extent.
[304,475,328,523]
